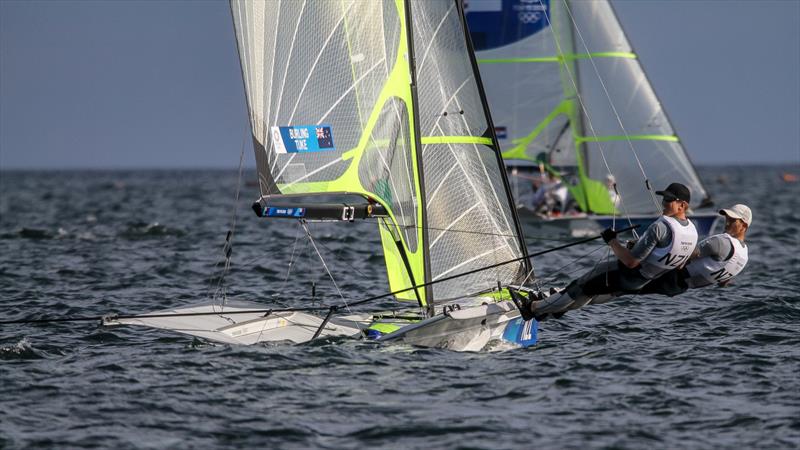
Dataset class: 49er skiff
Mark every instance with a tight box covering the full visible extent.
[104,0,543,351]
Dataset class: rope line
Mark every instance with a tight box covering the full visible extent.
[205,135,248,306]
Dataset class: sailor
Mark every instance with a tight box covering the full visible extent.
[518,182,699,320]
[605,174,619,207]
[635,204,751,297]
[530,172,568,215]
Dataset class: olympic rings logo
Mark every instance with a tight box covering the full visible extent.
[518,11,542,24]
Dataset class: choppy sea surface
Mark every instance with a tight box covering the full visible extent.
[1,165,798,449]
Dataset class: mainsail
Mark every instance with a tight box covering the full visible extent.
[231,0,529,313]
[466,0,711,215]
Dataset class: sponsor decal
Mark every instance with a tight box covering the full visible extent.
[271,124,335,154]
[266,207,306,218]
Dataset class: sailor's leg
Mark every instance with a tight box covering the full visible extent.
[529,261,620,318]
[637,269,689,297]
[555,261,623,312]
[530,281,587,316]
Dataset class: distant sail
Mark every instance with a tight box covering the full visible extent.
[231,1,528,310]
[467,0,711,214]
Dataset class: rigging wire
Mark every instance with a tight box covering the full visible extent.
[538,244,608,286]
[278,222,305,291]
[299,221,360,319]
[361,217,575,243]
[205,135,248,307]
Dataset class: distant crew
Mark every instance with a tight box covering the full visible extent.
[529,172,569,216]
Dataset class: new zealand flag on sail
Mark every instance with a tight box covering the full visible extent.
[315,126,333,149]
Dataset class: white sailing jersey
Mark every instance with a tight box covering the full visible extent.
[639,216,698,279]
[685,234,748,288]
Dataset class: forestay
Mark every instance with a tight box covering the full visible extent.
[466,0,711,214]
[231,0,529,313]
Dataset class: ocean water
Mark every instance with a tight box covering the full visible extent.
[1,165,798,449]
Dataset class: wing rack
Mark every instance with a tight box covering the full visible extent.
[252,200,387,222]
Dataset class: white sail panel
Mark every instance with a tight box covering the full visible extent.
[232,0,400,193]
[232,1,428,305]
[566,0,708,208]
[411,0,527,300]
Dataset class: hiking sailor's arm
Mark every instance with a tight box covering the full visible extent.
[608,239,640,268]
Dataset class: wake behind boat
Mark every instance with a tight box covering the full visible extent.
[466,0,721,237]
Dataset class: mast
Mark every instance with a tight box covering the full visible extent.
[402,0,435,317]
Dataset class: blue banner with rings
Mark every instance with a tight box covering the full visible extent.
[465,0,550,51]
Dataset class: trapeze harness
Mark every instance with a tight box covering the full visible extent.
[637,216,698,280]
[684,233,748,288]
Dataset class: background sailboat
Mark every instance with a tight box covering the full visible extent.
[465,0,721,236]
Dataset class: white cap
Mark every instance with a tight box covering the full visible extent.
[719,204,752,226]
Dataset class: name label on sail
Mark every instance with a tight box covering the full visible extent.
[265,207,306,218]
[271,125,335,154]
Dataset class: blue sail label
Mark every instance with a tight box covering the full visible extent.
[265,207,306,218]
[271,125,335,154]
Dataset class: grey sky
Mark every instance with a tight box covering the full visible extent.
[1,0,798,169]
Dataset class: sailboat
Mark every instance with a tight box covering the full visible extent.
[103,0,541,351]
[465,0,721,237]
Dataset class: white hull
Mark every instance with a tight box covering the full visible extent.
[378,301,537,351]
[103,301,369,345]
[103,299,538,351]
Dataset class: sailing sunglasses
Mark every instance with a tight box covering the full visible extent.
[662,197,686,206]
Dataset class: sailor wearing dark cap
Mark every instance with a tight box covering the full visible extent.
[518,182,699,320]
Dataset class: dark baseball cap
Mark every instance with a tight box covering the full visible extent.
[656,182,691,203]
